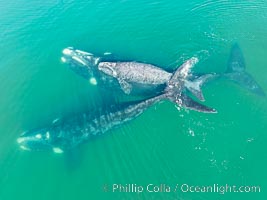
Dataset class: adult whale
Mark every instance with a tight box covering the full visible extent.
[61,48,208,101]
[17,58,216,153]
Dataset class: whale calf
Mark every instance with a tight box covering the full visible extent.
[17,58,216,153]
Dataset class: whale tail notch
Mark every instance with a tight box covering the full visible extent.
[165,58,217,113]
[225,43,265,96]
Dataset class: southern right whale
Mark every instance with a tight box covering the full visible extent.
[17,58,216,153]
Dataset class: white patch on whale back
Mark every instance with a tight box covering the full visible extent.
[76,49,93,56]
[61,57,66,63]
[72,56,87,66]
[52,118,60,124]
[62,48,73,55]
[53,147,64,154]
[94,57,100,65]
[20,145,31,151]
[17,137,25,144]
[46,131,50,139]
[89,77,97,85]
[35,134,42,139]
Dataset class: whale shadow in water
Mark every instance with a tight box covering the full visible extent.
[224,43,265,97]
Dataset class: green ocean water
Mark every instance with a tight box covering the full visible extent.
[0,0,267,199]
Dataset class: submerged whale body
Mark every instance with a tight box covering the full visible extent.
[17,58,216,153]
[198,43,266,96]
[224,43,265,96]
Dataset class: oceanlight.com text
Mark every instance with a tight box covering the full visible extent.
[107,183,261,194]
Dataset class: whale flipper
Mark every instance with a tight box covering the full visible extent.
[118,78,132,94]
[225,43,265,96]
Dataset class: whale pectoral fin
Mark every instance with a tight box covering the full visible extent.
[118,78,132,94]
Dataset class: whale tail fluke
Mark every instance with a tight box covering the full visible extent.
[165,58,217,113]
[184,74,217,101]
[171,58,218,102]
[225,43,265,96]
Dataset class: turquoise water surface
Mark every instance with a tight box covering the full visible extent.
[0,0,267,199]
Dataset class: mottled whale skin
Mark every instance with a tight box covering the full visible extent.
[61,47,207,99]
[17,58,216,153]
[17,95,165,153]
[98,62,172,91]
[109,62,171,84]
